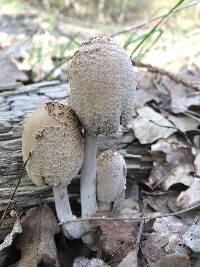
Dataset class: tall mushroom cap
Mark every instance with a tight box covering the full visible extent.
[69,35,136,136]
[22,102,84,187]
[97,150,127,207]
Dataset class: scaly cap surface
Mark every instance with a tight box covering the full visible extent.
[69,36,136,135]
[97,150,127,205]
[22,102,84,186]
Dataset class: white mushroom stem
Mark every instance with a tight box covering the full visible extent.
[81,134,98,217]
[53,185,84,239]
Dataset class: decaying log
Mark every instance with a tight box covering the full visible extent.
[0,81,152,240]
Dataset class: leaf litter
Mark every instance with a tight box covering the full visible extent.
[1,13,200,266]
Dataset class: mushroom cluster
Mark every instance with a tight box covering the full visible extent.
[22,35,136,240]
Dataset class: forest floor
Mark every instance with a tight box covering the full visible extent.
[0,1,200,266]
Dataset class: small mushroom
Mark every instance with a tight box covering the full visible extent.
[22,102,84,239]
[97,150,127,211]
[69,36,136,220]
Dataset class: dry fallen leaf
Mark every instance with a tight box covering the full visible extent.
[153,216,188,253]
[141,237,166,263]
[149,138,194,190]
[136,71,158,101]
[193,148,200,175]
[144,192,179,214]
[0,219,22,252]
[148,253,191,267]
[16,205,60,267]
[162,76,200,114]
[131,106,176,144]
[118,250,137,267]
[153,216,188,238]
[73,257,110,267]
[0,219,22,267]
[177,178,200,209]
[90,211,134,263]
[135,89,159,109]
[167,114,200,132]
[182,216,200,253]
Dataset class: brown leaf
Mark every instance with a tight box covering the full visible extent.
[149,138,194,190]
[148,253,191,267]
[0,219,22,252]
[136,71,159,102]
[144,192,179,214]
[130,107,176,144]
[153,216,188,237]
[167,114,199,132]
[153,216,188,252]
[182,216,200,253]
[135,89,159,109]
[118,250,137,267]
[0,219,22,267]
[141,237,166,262]
[162,76,200,114]
[177,178,200,209]
[16,205,60,267]
[90,211,134,262]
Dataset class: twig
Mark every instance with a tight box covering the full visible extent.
[149,119,176,130]
[111,1,198,37]
[0,153,31,225]
[133,61,200,91]
[58,216,142,224]
[149,202,200,220]
[135,203,146,255]
[141,190,176,196]
[149,118,193,146]
[59,202,200,225]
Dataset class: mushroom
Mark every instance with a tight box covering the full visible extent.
[69,36,136,219]
[97,150,127,211]
[22,102,84,239]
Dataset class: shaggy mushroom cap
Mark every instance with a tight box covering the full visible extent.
[69,35,136,136]
[22,102,84,187]
[97,150,127,206]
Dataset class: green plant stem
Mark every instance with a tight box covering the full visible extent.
[130,0,185,59]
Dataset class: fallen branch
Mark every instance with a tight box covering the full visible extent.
[133,60,200,91]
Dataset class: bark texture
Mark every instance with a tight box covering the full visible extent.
[0,81,152,240]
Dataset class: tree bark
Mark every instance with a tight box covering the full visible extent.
[0,81,152,240]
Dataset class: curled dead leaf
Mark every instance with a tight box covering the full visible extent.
[149,138,194,190]
[131,107,176,144]
[16,205,60,267]
[177,178,200,209]
[90,211,135,263]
